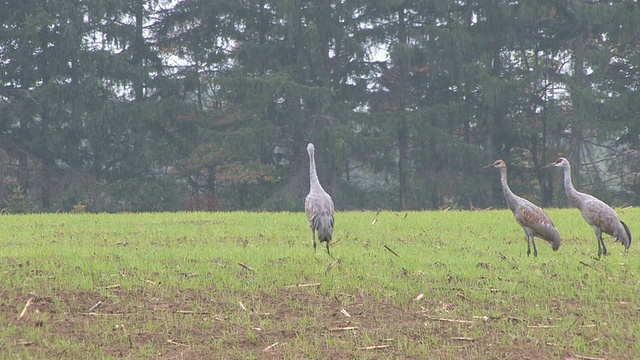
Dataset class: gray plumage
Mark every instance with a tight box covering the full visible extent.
[484,160,561,257]
[544,157,631,258]
[305,143,335,257]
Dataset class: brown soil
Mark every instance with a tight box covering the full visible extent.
[2,286,625,359]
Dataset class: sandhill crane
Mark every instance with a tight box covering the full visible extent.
[305,143,335,257]
[543,157,631,258]
[484,159,561,257]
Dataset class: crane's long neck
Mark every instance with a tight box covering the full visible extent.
[499,167,517,210]
[561,163,583,207]
[308,149,323,190]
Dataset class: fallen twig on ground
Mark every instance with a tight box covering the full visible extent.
[80,312,123,316]
[18,297,35,319]
[384,244,401,258]
[263,342,279,351]
[579,260,603,273]
[285,283,321,288]
[359,345,389,350]
[238,301,247,311]
[176,310,211,314]
[238,262,255,273]
[88,300,102,312]
[325,259,338,275]
[98,284,121,290]
[452,337,475,341]
[426,317,474,324]
[167,339,190,348]
[330,326,358,331]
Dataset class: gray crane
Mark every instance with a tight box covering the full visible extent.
[305,143,335,257]
[543,157,631,258]
[484,159,561,257]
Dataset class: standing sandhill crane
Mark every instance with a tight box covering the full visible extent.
[484,160,561,257]
[305,143,335,257]
[543,157,631,258]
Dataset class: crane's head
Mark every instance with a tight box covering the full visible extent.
[542,157,569,169]
[307,143,315,153]
[482,159,506,170]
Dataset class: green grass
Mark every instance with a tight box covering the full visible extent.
[0,209,638,359]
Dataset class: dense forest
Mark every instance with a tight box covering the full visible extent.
[0,0,639,213]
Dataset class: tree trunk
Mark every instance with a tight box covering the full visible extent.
[397,6,409,210]
[133,0,145,101]
[570,31,587,181]
[398,115,409,210]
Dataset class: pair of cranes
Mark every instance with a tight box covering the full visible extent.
[304,142,631,259]
[484,158,631,258]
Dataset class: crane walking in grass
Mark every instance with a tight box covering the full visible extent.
[484,159,561,257]
[305,143,335,257]
[543,157,631,258]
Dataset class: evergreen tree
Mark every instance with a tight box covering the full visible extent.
[1,0,639,211]
[0,0,188,211]
[174,0,372,210]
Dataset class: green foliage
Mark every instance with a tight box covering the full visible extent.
[4,184,36,214]
[71,202,87,214]
[107,177,189,212]
[0,0,639,212]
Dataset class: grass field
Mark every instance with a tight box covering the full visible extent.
[0,208,638,359]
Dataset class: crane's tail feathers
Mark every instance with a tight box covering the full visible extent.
[620,220,631,250]
[316,216,334,244]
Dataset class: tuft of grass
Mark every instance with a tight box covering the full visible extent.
[0,209,638,359]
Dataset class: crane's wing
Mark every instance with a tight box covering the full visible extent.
[513,200,561,242]
[305,191,334,226]
[582,200,631,248]
[305,193,313,223]
[305,191,334,242]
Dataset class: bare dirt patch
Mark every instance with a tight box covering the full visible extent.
[3,285,625,359]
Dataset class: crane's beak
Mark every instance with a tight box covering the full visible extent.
[481,164,493,169]
[541,163,554,169]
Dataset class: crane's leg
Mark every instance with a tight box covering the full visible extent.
[595,229,607,258]
[599,234,608,257]
[526,235,532,257]
[531,236,538,258]
[312,229,317,252]
[325,242,334,259]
